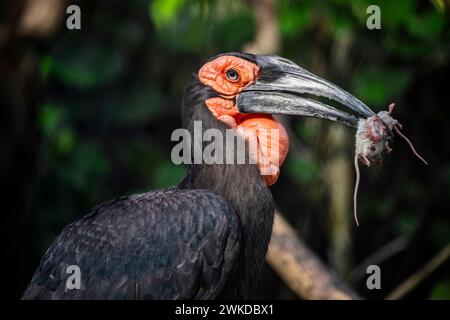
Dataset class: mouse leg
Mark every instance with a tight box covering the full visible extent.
[360,155,371,167]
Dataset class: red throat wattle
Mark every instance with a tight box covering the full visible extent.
[198,55,289,186]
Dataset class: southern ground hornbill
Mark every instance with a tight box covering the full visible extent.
[23,52,374,299]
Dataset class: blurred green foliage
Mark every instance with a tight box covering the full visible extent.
[430,279,450,299]
[22,0,450,299]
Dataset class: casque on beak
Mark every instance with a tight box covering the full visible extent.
[237,55,376,128]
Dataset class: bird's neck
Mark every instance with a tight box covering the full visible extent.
[178,76,275,297]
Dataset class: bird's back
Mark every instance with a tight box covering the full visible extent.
[22,187,241,299]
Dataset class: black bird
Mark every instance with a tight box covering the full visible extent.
[23,53,374,299]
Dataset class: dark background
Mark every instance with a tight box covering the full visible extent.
[1,0,449,300]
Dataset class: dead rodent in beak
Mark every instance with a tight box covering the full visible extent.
[353,103,428,226]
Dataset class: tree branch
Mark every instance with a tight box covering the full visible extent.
[385,244,450,300]
[267,212,361,299]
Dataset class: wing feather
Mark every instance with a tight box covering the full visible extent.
[22,188,240,300]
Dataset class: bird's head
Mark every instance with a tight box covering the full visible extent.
[189,52,375,186]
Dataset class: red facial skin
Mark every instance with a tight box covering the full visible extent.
[198,55,289,186]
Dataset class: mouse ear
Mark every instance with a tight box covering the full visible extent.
[388,103,395,115]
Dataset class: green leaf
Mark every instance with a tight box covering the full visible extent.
[59,142,109,191]
[150,0,187,29]
[430,279,450,299]
[39,104,63,137]
[350,0,417,29]
[394,213,419,235]
[406,10,445,41]
[56,127,75,156]
[295,121,318,142]
[52,41,124,90]
[351,68,411,108]
[151,162,187,189]
[279,2,311,38]
[382,34,430,59]
[40,55,54,79]
[285,154,320,183]
[107,87,166,126]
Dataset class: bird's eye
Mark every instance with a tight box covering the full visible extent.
[225,69,240,82]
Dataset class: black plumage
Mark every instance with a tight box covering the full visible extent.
[23,54,274,299]
[23,189,243,299]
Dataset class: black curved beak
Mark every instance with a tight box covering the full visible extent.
[237,55,375,128]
